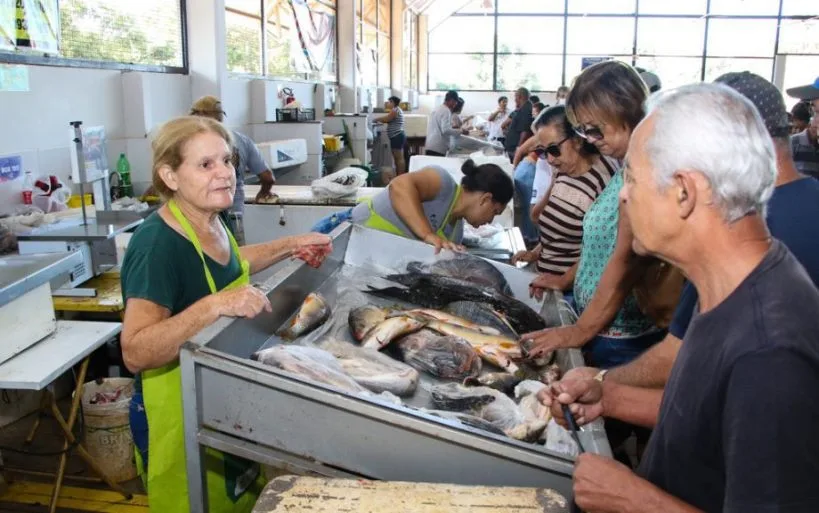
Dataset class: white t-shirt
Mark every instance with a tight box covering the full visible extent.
[531,159,554,205]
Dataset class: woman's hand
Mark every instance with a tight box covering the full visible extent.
[511,249,538,266]
[291,233,333,268]
[529,273,568,300]
[423,233,465,255]
[212,285,272,319]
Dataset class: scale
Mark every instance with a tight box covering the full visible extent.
[16,121,143,297]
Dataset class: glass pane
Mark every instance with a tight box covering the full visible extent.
[411,50,418,89]
[428,54,493,90]
[568,0,636,14]
[634,56,704,89]
[362,0,377,26]
[778,18,819,55]
[429,17,495,53]
[378,34,390,86]
[708,0,780,15]
[497,16,564,54]
[265,3,292,76]
[782,55,819,109]
[781,0,817,15]
[497,54,564,91]
[456,0,497,14]
[704,57,774,82]
[378,0,390,32]
[565,55,631,84]
[356,0,361,17]
[497,0,564,14]
[637,0,706,15]
[706,19,777,57]
[358,23,378,85]
[227,0,261,16]
[637,17,705,56]
[226,10,262,74]
[566,17,635,54]
[403,47,410,88]
[307,0,335,15]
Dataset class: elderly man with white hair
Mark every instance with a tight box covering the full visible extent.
[542,83,819,512]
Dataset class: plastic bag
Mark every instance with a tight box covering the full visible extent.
[395,329,482,380]
[252,345,369,394]
[311,167,369,199]
[545,418,580,458]
[319,338,419,397]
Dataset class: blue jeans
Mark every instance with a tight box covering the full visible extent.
[583,330,667,369]
[129,374,149,473]
[513,160,537,243]
[311,208,354,234]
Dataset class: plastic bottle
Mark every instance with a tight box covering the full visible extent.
[21,170,34,205]
[116,153,134,197]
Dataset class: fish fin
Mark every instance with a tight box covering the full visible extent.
[406,261,424,274]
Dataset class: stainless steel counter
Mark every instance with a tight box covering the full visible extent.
[16,219,143,242]
[0,252,82,307]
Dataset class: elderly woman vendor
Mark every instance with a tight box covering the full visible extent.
[120,116,331,512]
[312,160,514,254]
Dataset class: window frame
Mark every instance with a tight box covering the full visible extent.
[0,0,189,74]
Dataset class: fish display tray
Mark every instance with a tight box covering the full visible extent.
[180,224,612,511]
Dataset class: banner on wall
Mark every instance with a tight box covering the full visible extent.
[16,0,59,54]
[1,0,14,50]
[289,0,336,78]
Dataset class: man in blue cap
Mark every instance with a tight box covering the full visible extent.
[787,76,819,114]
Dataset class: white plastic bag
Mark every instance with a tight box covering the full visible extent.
[311,167,369,199]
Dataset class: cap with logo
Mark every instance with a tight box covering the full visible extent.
[714,71,790,139]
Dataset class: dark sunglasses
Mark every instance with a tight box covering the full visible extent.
[573,124,604,141]
[535,136,571,158]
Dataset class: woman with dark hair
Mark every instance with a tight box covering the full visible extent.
[532,102,546,117]
[512,105,616,289]
[312,160,513,253]
[375,95,406,174]
[523,60,667,370]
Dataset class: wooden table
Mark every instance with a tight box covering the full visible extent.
[252,476,569,513]
[52,270,124,315]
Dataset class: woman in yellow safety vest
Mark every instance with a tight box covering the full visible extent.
[312,159,514,253]
[120,116,332,512]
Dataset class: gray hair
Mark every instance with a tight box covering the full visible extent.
[643,83,776,223]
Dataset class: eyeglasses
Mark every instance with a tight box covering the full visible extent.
[534,136,571,158]
[573,124,604,141]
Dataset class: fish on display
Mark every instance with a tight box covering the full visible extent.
[394,308,501,336]
[252,345,368,394]
[445,301,518,339]
[520,338,556,367]
[422,320,522,358]
[367,272,546,335]
[430,383,498,411]
[539,363,562,386]
[464,372,523,394]
[319,339,419,397]
[424,410,506,436]
[405,253,513,296]
[360,315,426,350]
[348,305,388,342]
[395,329,482,380]
[278,292,331,340]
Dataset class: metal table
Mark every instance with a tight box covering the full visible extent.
[180,224,611,512]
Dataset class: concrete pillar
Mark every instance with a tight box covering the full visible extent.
[418,15,428,94]
[391,0,404,91]
[187,0,228,102]
[337,0,357,112]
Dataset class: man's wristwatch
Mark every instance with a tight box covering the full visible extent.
[594,369,609,383]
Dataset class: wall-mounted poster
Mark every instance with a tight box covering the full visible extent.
[16,0,59,54]
[0,0,14,50]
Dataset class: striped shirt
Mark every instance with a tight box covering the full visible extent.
[791,130,819,178]
[387,107,405,138]
[536,156,617,275]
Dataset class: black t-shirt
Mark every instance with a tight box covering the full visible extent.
[638,240,819,513]
[504,101,533,152]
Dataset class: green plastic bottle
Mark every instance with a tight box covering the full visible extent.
[116,153,134,197]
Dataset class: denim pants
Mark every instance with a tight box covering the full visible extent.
[513,160,538,243]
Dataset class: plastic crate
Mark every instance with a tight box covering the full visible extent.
[276,108,316,122]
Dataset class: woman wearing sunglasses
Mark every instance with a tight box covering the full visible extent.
[512,105,617,291]
[522,61,666,371]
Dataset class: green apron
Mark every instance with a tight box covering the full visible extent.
[139,200,262,513]
[361,185,463,241]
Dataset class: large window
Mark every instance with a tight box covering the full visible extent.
[357,0,390,87]
[403,9,418,90]
[1,0,185,72]
[227,0,337,82]
[428,0,819,92]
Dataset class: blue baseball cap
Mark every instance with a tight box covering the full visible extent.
[786,76,819,101]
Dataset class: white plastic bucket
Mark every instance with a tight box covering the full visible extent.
[80,378,137,483]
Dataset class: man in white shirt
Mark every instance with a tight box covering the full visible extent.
[425,90,467,156]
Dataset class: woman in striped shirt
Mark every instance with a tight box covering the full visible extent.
[513,105,616,293]
[376,96,406,174]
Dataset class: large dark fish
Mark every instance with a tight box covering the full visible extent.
[430,383,498,411]
[425,410,506,436]
[366,273,546,334]
[406,253,513,296]
[445,301,518,339]
[395,329,482,380]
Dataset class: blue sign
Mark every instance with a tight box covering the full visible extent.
[277,150,294,163]
[581,57,612,70]
[0,155,22,183]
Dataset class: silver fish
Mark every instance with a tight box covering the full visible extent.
[252,345,367,394]
[361,316,426,350]
[423,320,522,358]
[279,293,331,340]
[396,308,502,336]
[475,345,521,376]
[320,339,419,397]
[445,301,519,339]
[464,372,523,394]
[348,305,388,342]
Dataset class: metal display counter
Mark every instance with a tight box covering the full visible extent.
[181,225,611,511]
